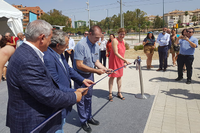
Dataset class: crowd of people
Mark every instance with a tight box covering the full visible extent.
[0,20,130,133]
[0,19,198,133]
[142,27,198,84]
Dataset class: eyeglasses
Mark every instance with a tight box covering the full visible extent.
[84,33,88,35]
[187,31,193,33]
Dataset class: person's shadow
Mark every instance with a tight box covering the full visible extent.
[65,89,110,128]
[149,77,200,84]
[161,88,200,100]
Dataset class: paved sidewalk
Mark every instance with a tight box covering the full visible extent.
[143,48,200,133]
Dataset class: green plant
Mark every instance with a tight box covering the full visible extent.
[134,44,144,51]
[125,42,130,50]
[198,40,200,45]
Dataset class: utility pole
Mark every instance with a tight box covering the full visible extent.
[163,0,164,27]
[105,9,109,33]
[120,0,123,28]
[86,0,90,29]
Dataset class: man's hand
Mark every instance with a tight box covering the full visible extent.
[66,50,71,54]
[75,88,89,102]
[105,69,114,74]
[83,79,94,87]
[96,69,105,75]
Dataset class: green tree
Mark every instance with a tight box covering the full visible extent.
[192,15,197,22]
[153,15,162,28]
[185,11,189,16]
[40,9,71,28]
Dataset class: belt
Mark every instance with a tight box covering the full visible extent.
[179,54,193,56]
[159,45,167,47]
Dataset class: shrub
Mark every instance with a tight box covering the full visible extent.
[134,44,144,51]
[198,40,200,45]
[125,42,130,50]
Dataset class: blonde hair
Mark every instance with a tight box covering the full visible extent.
[117,28,126,34]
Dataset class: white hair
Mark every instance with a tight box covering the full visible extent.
[25,20,52,41]
[49,30,68,48]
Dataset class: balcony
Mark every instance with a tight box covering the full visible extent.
[23,18,29,22]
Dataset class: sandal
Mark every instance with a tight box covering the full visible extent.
[117,92,125,100]
[108,93,113,102]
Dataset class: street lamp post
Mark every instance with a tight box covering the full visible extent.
[86,0,90,29]
[120,0,122,28]
[163,0,164,27]
[139,24,141,43]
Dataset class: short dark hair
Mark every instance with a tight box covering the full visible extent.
[187,28,195,33]
[89,25,102,35]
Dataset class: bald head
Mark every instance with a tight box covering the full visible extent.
[17,32,24,40]
[167,29,171,34]
[5,32,11,41]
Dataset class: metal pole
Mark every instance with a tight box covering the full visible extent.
[86,0,90,29]
[120,0,122,28]
[135,56,150,99]
[139,24,141,43]
[163,0,164,27]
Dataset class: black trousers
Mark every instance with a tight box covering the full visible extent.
[65,50,74,66]
[158,46,168,69]
[177,54,194,80]
[100,50,106,67]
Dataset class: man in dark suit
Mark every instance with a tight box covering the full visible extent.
[6,20,88,133]
[43,29,94,133]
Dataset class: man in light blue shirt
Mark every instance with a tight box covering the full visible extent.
[175,28,198,84]
[73,25,113,133]
[157,27,170,71]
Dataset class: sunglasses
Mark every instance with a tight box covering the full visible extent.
[84,33,88,35]
[187,31,193,33]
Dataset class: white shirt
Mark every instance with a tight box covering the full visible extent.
[99,39,107,51]
[24,41,44,63]
[65,38,75,51]
[157,33,170,46]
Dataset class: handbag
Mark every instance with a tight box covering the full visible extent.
[173,45,180,51]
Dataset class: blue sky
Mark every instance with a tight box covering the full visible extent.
[5,0,200,27]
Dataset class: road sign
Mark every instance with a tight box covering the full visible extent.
[168,19,174,27]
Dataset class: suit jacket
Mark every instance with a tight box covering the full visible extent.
[43,47,84,116]
[6,43,77,133]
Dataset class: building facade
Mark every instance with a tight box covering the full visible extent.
[13,5,44,30]
[75,20,86,28]
[148,9,200,27]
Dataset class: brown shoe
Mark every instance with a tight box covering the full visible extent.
[156,68,162,71]
[163,69,166,72]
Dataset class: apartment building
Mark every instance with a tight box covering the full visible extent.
[13,5,44,30]
[148,9,200,27]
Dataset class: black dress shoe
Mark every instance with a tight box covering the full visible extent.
[186,79,191,84]
[88,118,100,125]
[156,68,162,71]
[82,122,92,133]
[175,77,183,81]
[163,69,166,72]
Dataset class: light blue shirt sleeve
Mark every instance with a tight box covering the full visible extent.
[74,43,85,61]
